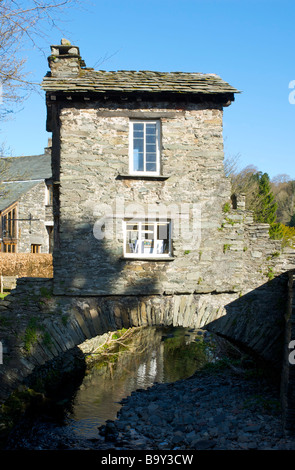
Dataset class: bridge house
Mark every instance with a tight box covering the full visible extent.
[1,40,295,424]
[42,40,251,298]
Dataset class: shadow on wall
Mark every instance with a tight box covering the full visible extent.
[206,272,289,372]
[52,219,161,298]
[0,220,162,406]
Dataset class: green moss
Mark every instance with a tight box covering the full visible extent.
[23,318,39,353]
[223,202,231,213]
[0,292,9,299]
[42,331,53,351]
[40,286,53,299]
[223,244,232,254]
[23,317,53,353]
[0,316,11,327]
[0,387,50,443]
[265,266,275,281]
[225,217,235,226]
[61,315,68,326]
[201,357,234,373]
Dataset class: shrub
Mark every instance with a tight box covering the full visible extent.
[269,223,295,248]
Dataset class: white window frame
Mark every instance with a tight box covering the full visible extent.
[123,219,172,258]
[45,183,53,206]
[129,120,161,175]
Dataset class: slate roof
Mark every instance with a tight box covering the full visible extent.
[0,154,52,211]
[42,69,241,95]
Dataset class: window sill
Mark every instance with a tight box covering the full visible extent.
[122,256,175,261]
[116,174,170,181]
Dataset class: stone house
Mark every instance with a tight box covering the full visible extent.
[0,147,54,253]
[42,40,294,299]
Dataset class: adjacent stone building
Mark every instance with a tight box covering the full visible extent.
[41,40,294,299]
[0,147,54,253]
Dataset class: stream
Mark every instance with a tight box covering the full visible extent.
[4,326,228,450]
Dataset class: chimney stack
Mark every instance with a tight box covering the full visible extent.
[48,39,85,78]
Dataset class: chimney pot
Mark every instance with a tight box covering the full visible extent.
[61,38,71,45]
[48,39,84,77]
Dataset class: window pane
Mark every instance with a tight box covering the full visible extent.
[158,223,169,240]
[146,152,156,162]
[134,138,144,152]
[133,150,144,171]
[146,123,157,134]
[126,223,138,231]
[157,223,170,254]
[146,162,157,172]
[2,216,6,234]
[126,223,139,253]
[134,123,144,132]
[146,144,156,154]
[146,134,156,144]
[142,224,154,232]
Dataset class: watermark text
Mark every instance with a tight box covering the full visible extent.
[289,340,295,364]
[92,197,202,249]
[289,80,295,104]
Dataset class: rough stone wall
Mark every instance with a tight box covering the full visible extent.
[50,99,295,298]
[52,100,236,296]
[17,182,51,253]
[0,253,53,277]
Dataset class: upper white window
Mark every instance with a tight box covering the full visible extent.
[129,120,160,175]
[123,219,171,258]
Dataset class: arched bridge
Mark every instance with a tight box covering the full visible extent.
[0,271,295,433]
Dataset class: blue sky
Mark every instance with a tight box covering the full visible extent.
[1,0,295,179]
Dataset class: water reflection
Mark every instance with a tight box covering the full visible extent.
[65,326,213,439]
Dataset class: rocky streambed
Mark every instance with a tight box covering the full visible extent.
[98,366,295,451]
[4,327,295,451]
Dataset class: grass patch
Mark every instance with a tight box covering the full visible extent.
[23,318,39,353]
[0,292,9,300]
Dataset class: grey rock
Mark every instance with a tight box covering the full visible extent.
[149,414,163,426]
[192,439,217,450]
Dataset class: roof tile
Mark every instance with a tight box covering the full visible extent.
[42,69,240,95]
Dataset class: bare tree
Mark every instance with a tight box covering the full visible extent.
[0,0,80,119]
[225,154,260,209]
[224,153,241,179]
[271,176,295,225]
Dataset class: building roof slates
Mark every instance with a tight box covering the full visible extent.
[42,69,241,95]
[0,153,52,212]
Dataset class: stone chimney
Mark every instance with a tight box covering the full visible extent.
[48,38,85,78]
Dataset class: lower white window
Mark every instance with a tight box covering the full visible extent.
[123,220,171,258]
